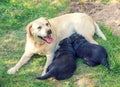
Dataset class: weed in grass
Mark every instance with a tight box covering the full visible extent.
[100,0,110,3]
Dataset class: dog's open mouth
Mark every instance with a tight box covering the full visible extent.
[38,35,54,44]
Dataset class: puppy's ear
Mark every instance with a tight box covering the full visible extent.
[26,22,33,37]
[59,38,69,46]
[59,40,64,46]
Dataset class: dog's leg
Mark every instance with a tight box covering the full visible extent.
[83,59,96,67]
[7,52,33,74]
[41,53,54,76]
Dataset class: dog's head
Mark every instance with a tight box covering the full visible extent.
[26,17,54,44]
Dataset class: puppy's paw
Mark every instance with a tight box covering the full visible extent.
[7,67,17,74]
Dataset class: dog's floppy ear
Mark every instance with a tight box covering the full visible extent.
[26,22,33,37]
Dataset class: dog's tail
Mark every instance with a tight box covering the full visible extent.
[36,67,55,80]
[94,22,107,40]
[101,58,111,71]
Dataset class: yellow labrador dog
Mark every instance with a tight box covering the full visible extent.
[7,13,106,76]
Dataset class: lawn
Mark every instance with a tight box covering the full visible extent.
[0,0,120,87]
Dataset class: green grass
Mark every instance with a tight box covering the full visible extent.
[0,0,120,87]
[100,0,110,3]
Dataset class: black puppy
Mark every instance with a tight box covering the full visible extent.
[36,38,77,80]
[69,33,110,70]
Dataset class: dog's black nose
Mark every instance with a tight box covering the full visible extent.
[47,30,52,35]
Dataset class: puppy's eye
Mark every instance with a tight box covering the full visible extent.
[38,26,42,29]
[46,23,49,26]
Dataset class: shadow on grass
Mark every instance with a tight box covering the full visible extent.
[32,54,46,59]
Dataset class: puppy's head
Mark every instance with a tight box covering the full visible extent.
[59,38,71,46]
[69,33,85,42]
[26,17,54,44]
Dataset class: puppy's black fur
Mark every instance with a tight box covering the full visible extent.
[36,38,77,80]
[69,33,110,70]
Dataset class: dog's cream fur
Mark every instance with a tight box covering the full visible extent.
[7,13,106,75]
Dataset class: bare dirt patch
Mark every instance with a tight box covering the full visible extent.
[68,1,120,36]
[73,75,97,87]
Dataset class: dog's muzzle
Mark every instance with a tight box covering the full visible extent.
[38,30,54,44]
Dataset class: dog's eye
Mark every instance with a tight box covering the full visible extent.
[38,26,42,29]
[46,23,48,26]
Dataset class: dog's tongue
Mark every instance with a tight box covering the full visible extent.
[43,36,54,44]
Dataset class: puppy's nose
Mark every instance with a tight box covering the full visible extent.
[47,30,52,35]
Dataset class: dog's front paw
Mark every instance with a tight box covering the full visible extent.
[7,67,18,74]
